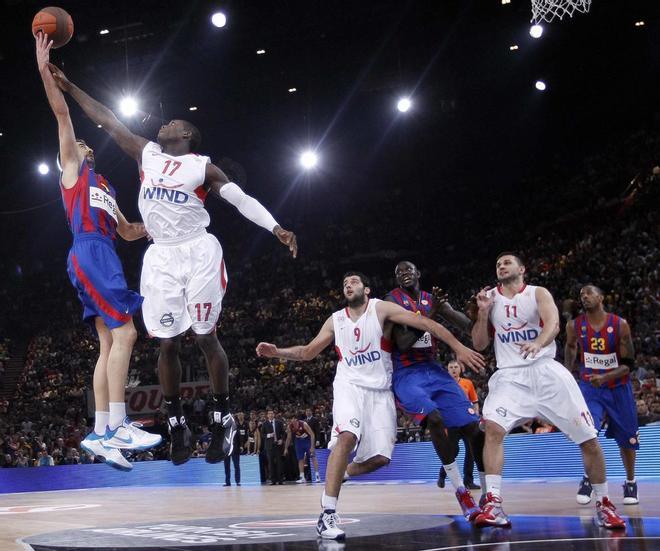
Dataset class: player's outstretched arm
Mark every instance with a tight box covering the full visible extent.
[471,287,494,352]
[383,294,421,352]
[206,164,298,258]
[256,317,334,362]
[564,319,578,372]
[47,63,148,161]
[377,301,485,372]
[116,209,149,242]
[431,286,473,335]
[35,34,79,188]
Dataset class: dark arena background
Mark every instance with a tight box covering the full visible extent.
[0,0,659,550]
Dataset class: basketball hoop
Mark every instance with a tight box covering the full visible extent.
[530,0,591,24]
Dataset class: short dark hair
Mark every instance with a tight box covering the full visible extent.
[180,120,201,151]
[342,271,371,288]
[496,251,525,266]
[582,284,604,296]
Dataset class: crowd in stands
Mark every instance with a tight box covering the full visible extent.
[0,129,657,468]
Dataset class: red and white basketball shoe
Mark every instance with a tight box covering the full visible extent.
[456,487,480,521]
[474,492,512,528]
[595,497,626,529]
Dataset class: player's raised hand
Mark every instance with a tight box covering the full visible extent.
[476,287,494,313]
[274,226,298,258]
[465,294,479,323]
[455,344,486,372]
[47,62,72,92]
[35,31,53,72]
[256,342,278,358]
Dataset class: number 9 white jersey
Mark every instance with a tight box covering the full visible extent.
[332,299,393,390]
[138,141,211,243]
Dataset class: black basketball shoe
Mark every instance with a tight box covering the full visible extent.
[168,416,192,466]
[206,412,237,464]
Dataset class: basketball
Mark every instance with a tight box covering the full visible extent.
[31,7,73,49]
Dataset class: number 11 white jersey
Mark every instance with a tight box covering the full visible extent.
[489,284,556,368]
[138,141,211,243]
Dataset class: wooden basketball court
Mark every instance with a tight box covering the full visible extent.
[4,479,660,550]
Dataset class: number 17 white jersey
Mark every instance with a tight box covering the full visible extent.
[138,141,211,243]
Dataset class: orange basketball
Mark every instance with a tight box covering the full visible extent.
[32,7,73,49]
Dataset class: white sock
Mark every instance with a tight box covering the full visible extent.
[479,471,487,495]
[485,474,502,498]
[321,491,338,511]
[443,461,464,490]
[592,482,609,502]
[94,411,109,436]
[109,402,126,430]
[344,471,350,480]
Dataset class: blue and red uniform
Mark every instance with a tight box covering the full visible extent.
[289,420,311,460]
[61,162,142,330]
[574,313,639,449]
[386,287,478,428]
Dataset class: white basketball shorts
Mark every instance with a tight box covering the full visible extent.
[482,358,598,444]
[328,378,397,462]
[141,232,228,338]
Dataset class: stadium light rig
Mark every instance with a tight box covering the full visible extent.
[119,97,138,117]
[38,163,49,175]
[529,24,544,38]
[211,12,227,28]
[300,151,319,170]
[397,97,412,113]
[535,80,547,91]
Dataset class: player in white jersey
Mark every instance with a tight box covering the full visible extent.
[471,252,625,530]
[256,271,485,540]
[49,65,298,466]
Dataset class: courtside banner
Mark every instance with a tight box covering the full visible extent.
[86,381,211,417]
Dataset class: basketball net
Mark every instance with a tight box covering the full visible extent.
[530,0,591,23]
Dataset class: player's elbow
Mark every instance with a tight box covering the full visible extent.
[301,347,317,362]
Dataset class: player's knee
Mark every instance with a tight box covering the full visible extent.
[114,322,137,346]
[373,455,390,469]
[160,337,181,357]
[483,420,506,441]
[195,332,219,351]
[335,431,357,451]
[425,410,446,433]
[580,437,600,454]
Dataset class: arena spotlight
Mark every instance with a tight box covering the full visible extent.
[397,97,412,113]
[38,163,49,175]
[97,124,102,128]
[119,97,138,117]
[300,150,318,170]
[535,80,547,91]
[634,20,645,27]
[529,24,544,38]
[510,44,519,51]
[211,12,227,28]
[256,49,266,55]
[189,106,198,111]
[99,29,109,35]
[288,87,297,93]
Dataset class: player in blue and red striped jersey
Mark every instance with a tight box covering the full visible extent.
[565,284,639,505]
[36,33,161,471]
[385,261,486,521]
